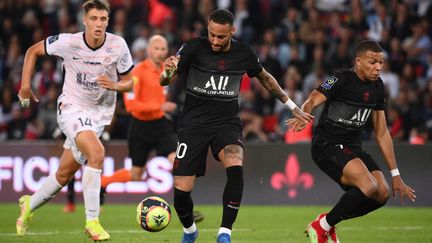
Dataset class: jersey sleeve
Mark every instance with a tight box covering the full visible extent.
[317,72,343,99]
[374,79,386,110]
[116,38,134,75]
[246,46,263,78]
[45,34,71,57]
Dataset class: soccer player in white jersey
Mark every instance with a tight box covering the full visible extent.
[16,0,134,241]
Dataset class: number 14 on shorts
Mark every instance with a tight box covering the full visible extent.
[78,117,93,127]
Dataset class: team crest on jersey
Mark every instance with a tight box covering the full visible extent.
[321,76,338,90]
[48,35,59,44]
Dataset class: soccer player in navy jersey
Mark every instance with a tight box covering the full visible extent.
[160,9,313,243]
[289,40,416,243]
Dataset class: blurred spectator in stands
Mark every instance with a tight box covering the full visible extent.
[239,75,274,142]
[5,35,24,88]
[380,59,399,100]
[258,44,283,85]
[37,84,59,139]
[389,2,413,41]
[274,66,304,137]
[0,84,14,141]
[303,64,328,96]
[387,105,405,140]
[347,1,369,42]
[409,125,428,145]
[32,58,61,97]
[366,1,390,42]
[7,103,26,140]
[402,19,431,68]
[110,8,133,44]
[388,37,407,73]
[131,25,151,62]
[25,111,43,140]
[278,30,306,70]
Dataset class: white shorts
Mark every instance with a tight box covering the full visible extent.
[57,103,105,165]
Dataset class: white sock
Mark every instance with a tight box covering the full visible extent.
[218,227,231,236]
[319,216,332,231]
[183,222,197,233]
[82,166,102,221]
[30,173,62,210]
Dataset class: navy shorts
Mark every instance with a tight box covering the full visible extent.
[311,139,381,191]
[127,116,177,167]
[173,126,244,177]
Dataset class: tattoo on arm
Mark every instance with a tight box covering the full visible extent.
[256,70,287,102]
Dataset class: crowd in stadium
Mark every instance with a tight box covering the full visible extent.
[0,0,431,143]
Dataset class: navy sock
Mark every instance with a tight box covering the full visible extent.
[174,188,194,228]
[326,187,372,226]
[221,166,244,229]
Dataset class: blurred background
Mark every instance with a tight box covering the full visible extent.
[1,0,431,144]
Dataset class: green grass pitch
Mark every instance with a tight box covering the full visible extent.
[1,204,431,242]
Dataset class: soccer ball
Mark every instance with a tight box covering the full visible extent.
[136,196,171,232]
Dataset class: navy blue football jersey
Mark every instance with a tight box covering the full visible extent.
[314,69,386,144]
[176,37,263,129]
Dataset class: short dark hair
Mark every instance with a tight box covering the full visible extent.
[356,40,383,56]
[83,0,110,14]
[209,9,234,26]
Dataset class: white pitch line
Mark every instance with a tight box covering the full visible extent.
[340,226,429,231]
[0,228,254,237]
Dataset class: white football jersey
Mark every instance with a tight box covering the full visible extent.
[45,32,133,125]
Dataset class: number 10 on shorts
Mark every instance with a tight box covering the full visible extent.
[176,142,187,159]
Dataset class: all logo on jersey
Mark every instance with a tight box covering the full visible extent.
[205,76,228,90]
[321,76,338,90]
[48,35,59,44]
[192,75,234,96]
[350,108,372,122]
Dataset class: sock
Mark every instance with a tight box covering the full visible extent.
[319,216,332,231]
[82,166,102,220]
[221,166,244,229]
[66,177,75,204]
[183,222,197,233]
[30,173,62,210]
[326,187,372,226]
[218,227,232,236]
[101,168,132,188]
[174,188,194,229]
[347,196,386,218]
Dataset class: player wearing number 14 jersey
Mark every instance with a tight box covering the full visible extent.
[16,0,134,241]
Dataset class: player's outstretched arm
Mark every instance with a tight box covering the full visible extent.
[286,90,325,131]
[18,41,45,108]
[255,68,313,124]
[160,55,179,86]
[372,110,416,204]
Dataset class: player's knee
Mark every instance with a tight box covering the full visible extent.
[86,148,105,167]
[376,186,390,204]
[55,169,74,186]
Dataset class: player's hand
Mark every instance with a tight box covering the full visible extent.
[391,176,416,205]
[18,87,39,108]
[163,55,180,77]
[161,101,177,113]
[97,75,116,90]
[286,118,307,132]
[291,107,314,125]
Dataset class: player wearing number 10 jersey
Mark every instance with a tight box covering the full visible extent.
[160,9,313,243]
